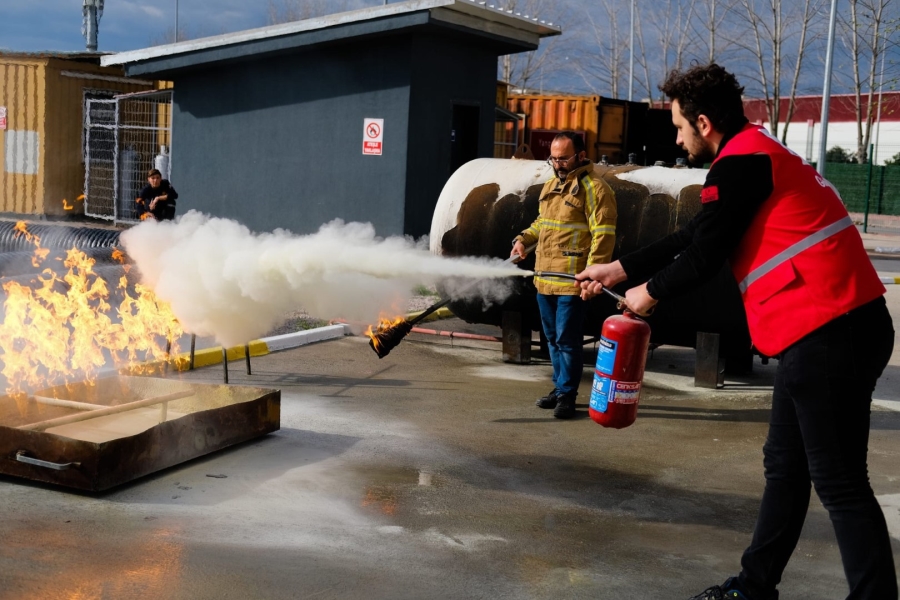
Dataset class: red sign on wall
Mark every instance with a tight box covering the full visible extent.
[0,107,6,130]
[363,118,383,155]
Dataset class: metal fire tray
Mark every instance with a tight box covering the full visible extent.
[0,376,280,491]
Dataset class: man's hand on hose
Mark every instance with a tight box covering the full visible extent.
[575,261,628,300]
[624,283,657,317]
[511,240,528,262]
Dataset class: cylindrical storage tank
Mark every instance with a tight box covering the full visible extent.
[430,159,753,366]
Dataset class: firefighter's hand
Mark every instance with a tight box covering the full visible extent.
[576,261,627,299]
[624,283,657,317]
[511,241,528,261]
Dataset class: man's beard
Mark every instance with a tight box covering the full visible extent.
[687,139,715,165]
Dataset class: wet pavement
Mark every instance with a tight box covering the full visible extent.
[2,306,900,600]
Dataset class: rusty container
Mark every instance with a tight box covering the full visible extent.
[0,375,280,491]
[0,51,167,218]
[507,94,655,164]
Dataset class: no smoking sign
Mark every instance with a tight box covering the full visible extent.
[363,117,383,155]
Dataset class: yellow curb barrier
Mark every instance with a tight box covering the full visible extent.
[405,306,454,323]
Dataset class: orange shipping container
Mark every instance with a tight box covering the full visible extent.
[507,94,633,164]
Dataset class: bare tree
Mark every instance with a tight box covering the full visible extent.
[496,0,568,93]
[690,0,740,63]
[571,1,632,98]
[728,0,823,142]
[636,0,699,105]
[835,0,898,163]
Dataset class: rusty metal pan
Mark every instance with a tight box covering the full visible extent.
[0,376,280,492]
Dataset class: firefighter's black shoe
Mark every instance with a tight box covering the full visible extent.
[535,390,559,409]
[688,577,753,600]
[553,393,577,419]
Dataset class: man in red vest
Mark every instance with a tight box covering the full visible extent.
[577,64,896,600]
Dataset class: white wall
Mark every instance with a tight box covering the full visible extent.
[759,120,900,165]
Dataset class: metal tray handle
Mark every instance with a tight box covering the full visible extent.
[16,451,80,471]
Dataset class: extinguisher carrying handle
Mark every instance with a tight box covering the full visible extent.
[532,271,654,315]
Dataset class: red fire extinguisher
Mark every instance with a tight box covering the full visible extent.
[589,310,652,429]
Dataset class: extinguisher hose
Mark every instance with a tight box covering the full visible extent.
[532,271,628,307]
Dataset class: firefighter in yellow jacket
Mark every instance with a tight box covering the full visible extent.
[511,131,617,418]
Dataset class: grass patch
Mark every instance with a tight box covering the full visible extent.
[294,317,330,331]
[412,284,440,297]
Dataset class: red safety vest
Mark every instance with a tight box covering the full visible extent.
[713,124,885,356]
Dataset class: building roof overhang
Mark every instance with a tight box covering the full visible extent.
[101,0,561,78]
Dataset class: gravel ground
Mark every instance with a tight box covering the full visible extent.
[264,292,441,337]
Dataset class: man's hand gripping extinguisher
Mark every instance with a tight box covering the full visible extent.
[533,272,653,429]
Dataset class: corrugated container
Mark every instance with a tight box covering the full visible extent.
[507,94,632,163]
[0,52,167,217]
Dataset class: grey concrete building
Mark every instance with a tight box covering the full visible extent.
[102,1,558,237]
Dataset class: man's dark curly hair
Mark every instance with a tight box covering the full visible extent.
[659,63,746,135]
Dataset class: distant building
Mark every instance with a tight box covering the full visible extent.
[742,92,900,165]
[0,51,166,218]
[102,0,560,237]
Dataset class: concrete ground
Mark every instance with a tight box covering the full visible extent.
[2,231,900,599]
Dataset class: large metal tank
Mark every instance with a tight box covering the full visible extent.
[430,158,752,367]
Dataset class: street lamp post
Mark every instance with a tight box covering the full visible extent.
[175,0,179,42]
[816,0,839,177]
[629,0,634,102]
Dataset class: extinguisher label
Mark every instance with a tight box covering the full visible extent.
[590,376,612,412]
[591,378,642,413]
[612,381,641,404]
[595,336,618,375]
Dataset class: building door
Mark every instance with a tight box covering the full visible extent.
[450,103,480,175]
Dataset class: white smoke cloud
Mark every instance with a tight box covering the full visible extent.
[119,211,528,347]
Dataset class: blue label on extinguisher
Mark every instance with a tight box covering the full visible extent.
[595,336,617,375]
[590,375,613,413]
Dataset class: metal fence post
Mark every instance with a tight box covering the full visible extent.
[864,143,874,233]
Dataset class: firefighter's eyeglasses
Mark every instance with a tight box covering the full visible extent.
[547,154,578,166]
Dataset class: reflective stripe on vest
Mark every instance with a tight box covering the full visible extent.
[738,215,854,293]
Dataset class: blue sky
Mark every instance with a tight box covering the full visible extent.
[0,0,277,52]
[1,1,896,99]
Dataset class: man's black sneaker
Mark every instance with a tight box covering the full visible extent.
[689,577,752,600]
[535,390,560,409]
[553,394,577,419]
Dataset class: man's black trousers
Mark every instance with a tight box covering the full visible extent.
[739,296,898,600]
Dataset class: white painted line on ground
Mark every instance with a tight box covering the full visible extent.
[873,399,900,412]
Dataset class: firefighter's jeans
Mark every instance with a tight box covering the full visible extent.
[739,296,897,600]
[536,293,586,396]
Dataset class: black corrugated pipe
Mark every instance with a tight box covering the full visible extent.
[0,221,120,253]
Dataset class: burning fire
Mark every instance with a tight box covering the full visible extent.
[364,315,407,351]
[0,223,186,396]
[61,195,85,211]
[365,315,413,359]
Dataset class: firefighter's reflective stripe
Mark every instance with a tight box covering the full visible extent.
[738,216,854,293]
[539,218,590,231]
[591,224,616,235]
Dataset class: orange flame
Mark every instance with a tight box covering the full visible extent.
[13,221,49,267]
[364,315,407,349]
[0,237,186,396]
[62,198,73,210]
[140,212,153,221]
[111,249,125,264]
